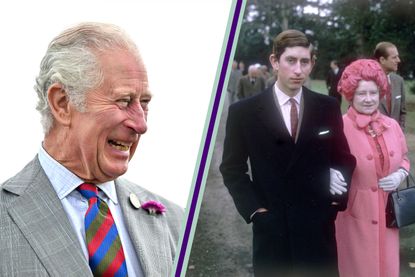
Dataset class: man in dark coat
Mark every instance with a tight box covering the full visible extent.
[220,30,356,276]
[326,60,343,105]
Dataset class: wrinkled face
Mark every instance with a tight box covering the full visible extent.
[270,46,314,97]
[66,49,151,183]
[352,80,379,115]
[248,67,259,78]
[380,46,400,73]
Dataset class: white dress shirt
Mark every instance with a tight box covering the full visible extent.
[38,145,143,277]
[273,84,302,136]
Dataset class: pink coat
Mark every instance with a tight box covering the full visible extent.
[335,108,410,277]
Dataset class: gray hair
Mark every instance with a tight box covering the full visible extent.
[34,22,142,134]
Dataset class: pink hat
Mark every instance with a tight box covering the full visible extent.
[337,59,389,101]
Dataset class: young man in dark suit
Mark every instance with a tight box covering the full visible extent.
[220,30,356,276]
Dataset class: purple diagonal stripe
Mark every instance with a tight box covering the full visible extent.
[174,0,243,276]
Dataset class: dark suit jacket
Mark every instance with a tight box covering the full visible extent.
[220,87,356,271]
[326,68,343,103]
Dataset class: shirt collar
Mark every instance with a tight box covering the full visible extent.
[273,83,302,106]
[38,145,118,204]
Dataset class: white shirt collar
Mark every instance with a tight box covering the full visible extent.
[273,83,302,106]
[38,144,118,204]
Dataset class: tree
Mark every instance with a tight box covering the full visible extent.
[235,0,415,79]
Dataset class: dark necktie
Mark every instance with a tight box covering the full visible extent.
[77,183,128,277]
[290,98,298,139]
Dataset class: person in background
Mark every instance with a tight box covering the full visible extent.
[335,59,410,277]
[265,68,278,89]
[236,64,265,99]
[221,29,355,276]
[0,22,183,277]
[239,60,247,76]
[326,60,343,105]
[374,42,406,130]
[227,60,242,104]
[260,65,271,80]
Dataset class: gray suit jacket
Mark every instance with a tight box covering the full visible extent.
[0,157,184,277]
[379,72,406,130]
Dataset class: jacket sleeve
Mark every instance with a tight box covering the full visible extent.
[329,103,356,210]
[219,104,262,223]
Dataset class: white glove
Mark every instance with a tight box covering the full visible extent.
[379,169,408,191]
[330,168,347,195]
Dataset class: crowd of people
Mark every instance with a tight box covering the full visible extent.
[221,29,410,277]
[227,60,312,105]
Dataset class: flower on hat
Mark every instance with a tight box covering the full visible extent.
[141,200,166,215]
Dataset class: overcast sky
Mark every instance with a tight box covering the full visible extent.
[0,0,233,207]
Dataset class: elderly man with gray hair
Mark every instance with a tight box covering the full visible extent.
[237,64,266,99]
[0,22,183,277]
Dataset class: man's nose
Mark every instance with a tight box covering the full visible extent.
[293,62,302,74]
[126,104,148,134]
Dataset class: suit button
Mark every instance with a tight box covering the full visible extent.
[367,154,373,160]
[390,151,394,157]
[372,220,378,225]
[371,187,378,192]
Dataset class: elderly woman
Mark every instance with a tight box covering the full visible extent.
[335,59,410,277]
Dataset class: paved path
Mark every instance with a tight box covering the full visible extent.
[187,94,253,276]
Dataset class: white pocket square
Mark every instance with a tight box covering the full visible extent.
[318,130,330,135]
[395,95,401,99]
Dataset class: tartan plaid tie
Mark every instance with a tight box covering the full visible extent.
[77,183,128,277]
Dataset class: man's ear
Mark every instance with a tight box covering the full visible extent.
[269,54,279,71]
[47,83,71,127]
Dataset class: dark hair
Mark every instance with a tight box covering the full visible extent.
[272,29,314,61]
[373,41,396,61]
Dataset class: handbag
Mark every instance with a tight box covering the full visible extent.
[386,173,415,228]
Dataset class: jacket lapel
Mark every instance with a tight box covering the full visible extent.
[389,74,399,116]
[256,87,293,144]
[379,97,389,115]
[115,180,173,277]
[286,89,319,170]
[5,157,90,276]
